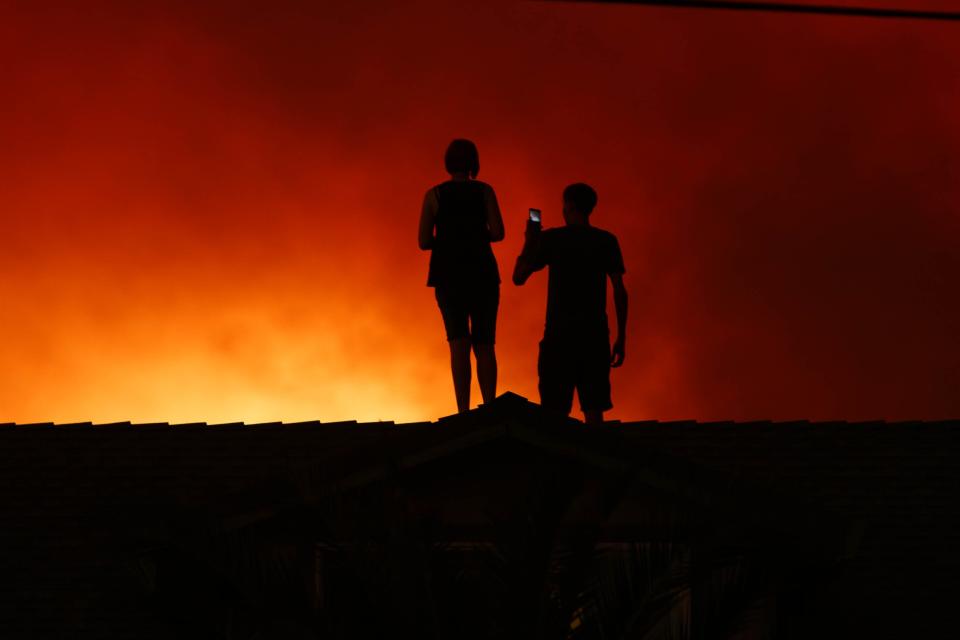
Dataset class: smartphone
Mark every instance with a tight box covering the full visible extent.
[528,208,542,224]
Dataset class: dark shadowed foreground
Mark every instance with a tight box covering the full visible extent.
[2,393,958,638]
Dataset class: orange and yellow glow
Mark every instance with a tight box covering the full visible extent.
[2,1,959,423]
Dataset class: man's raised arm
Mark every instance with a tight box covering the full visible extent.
[513,224,544,285]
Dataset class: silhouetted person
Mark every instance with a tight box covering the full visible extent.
[419,139,505,413]
[513,183,628,425]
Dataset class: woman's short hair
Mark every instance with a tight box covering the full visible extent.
[444,139,480,178]
[563,183,598,215]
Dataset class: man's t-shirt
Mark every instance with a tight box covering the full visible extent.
[528,224,625,341]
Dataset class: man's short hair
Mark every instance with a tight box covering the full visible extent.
[445,139,480,178]
[563,183,598,215]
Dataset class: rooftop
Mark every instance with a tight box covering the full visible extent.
[2,392,958,638]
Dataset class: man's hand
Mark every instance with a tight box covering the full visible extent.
[611,337,625,368]
[524,220,540,245]
[610,273,627,368]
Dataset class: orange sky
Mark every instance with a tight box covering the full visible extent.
[2,0,959,423]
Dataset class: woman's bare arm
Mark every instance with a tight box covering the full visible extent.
[484,184,505,242]
[418,189,438,250]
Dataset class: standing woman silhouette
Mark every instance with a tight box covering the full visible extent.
[419,139,505,413]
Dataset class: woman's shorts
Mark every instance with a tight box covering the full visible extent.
[434,283,500,345]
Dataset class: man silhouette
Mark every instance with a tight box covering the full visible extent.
[513,183,628,425]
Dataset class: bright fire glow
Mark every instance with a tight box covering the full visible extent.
[2,1,959,423]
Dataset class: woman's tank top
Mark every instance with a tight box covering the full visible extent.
[427,180,500,288]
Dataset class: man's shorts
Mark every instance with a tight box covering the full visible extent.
[538,335,612,415]
[434,283,499,345]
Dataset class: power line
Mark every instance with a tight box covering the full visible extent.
[549,0,960,22]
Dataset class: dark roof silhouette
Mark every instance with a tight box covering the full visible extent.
[2,392,958,638]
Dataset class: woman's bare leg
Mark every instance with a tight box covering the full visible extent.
[449,338,472,413]
[474,343,497,405]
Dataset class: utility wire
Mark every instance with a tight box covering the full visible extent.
[549,0,960,22]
